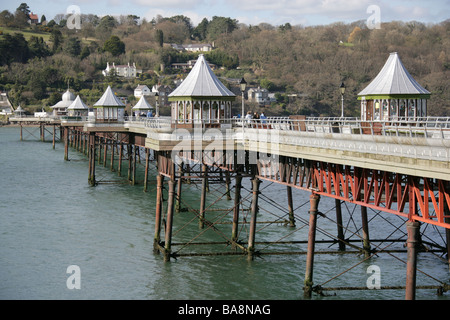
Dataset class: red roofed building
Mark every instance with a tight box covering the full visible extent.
[29,12,39,24]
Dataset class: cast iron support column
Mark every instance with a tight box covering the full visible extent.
[153,174,164,254]
[64,127,69,161]
[335,199,346,251]
[304,193,320,299]
[361,206,371,257]
[144,148,149,192]
[175,164,183,212]
[52,125,56,149]
[247,177,260,260]
[118,143,123,177]
[225,170,232,200]
[445,204,450,270]
[231,172,242,249]
[88,133,96,186]
[199,164,208,229]
[287,186,296,227]
[405,221,420,300]
[164,179,176,262]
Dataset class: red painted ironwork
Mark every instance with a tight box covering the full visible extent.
[257,157,450,229]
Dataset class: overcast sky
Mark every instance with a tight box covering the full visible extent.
[1,0,448,26]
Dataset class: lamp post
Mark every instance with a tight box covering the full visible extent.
[340,82,346,118]
[155,92,159,117]
[239,77,247,140]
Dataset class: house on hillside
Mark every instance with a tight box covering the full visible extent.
[247,87,270,106]
[102,62,142,78]
[29,12,39,25]
[134,85,151,98]
[171,59,216,70]
[171,43,213,52]
[152,84,173,107]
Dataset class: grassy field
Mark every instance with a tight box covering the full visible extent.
[0,26,51,42]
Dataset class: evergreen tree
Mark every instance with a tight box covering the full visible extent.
[103,35,125,56]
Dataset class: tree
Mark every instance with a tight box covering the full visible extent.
[206,16,238,40]
[63,37,81,57]
[14,3,30,29]
[155,29,164,47]
[0,10,14,27]
[193,18,208,40]
[103,35,125,56]
[80,46,90,60]
[0,33,30,65]
[96,15,117,40]
[50,29,63,52]
[28,36,50,58]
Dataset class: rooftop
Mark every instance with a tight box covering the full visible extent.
[169,54,235,98]
[358,52,430,97]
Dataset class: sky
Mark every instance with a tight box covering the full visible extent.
[1,0,448,27]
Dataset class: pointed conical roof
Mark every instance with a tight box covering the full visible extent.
[358,52,430,97]
[132,95,153,110]
[169,54,235,98]
[67,95,89,110]
[94,86,125,107]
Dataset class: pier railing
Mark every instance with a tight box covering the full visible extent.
[124,116,450,139]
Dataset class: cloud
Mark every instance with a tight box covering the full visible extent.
[227,0,374,25]
[132,0,206,9]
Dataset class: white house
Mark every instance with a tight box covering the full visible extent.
[103,62,141,78]
[134,85,151,98]
[247,87,270,105]
[171,43,212,52]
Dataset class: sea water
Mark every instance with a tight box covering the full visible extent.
[0,126,449,300]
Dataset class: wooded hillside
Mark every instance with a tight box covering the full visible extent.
[1,3,449,117]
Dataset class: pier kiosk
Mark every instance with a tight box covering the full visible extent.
[358,52,430,122]
[168,54,235,128]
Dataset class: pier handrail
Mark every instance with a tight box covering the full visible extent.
[122,115,450,139]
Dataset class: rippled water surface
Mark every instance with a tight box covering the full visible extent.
[0,126,449,300]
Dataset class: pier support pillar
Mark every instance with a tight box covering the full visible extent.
[231,173,242,249]
[225,171,231,200]
[64,127,69,161]
[144,148,150,192]
[118,143,123,177]
[304,193,320,299]
[175,164,183,212]
[361,206,371,257]
[247,177,261,260]
[153,174,164,254]
[335,199,346,251]
[445,204,450,270]
[287,186,296,227]
[199,164,208,229]
[110,141,115,172]
[88,133,96,186]
[405,221,420,300]
[52,125,56,149]
[164,179,176,262]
